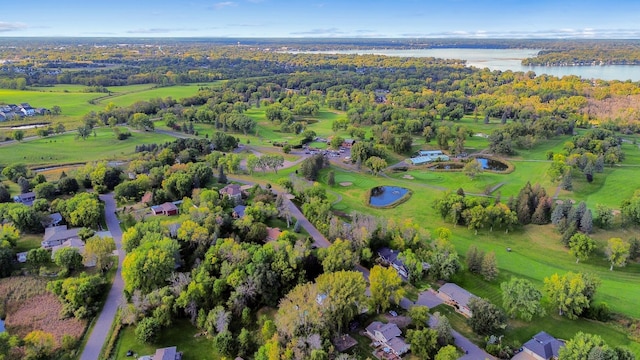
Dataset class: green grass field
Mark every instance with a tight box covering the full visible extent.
[113,320,221,360]
[0,127,174,168]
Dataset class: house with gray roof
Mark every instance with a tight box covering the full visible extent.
[41,213,63,228]
[512,331,565,360]
[365,321,410,356]
[42,225,81,249]
[437,282,477,317]
[138,346,182,360]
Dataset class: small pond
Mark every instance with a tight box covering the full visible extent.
[369,186,410,207]
[476,157,508,171]
[2,122,50,130]
[430,163,464,170]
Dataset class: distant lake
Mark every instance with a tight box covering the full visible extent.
[292,48,640,81]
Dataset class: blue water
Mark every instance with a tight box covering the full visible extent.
[0,319,4,333]
[292,48,640,81]
[476,157,508,171]
[369,186,409,207]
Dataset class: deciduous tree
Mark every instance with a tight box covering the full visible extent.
[605,237,630,271]
[369,265,405,313]
[569,233,596,263]
[83,236,116,271]
[467,298,506,335]
[500,277,545,321]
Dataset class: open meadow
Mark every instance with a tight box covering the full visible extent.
[0,127,174,168]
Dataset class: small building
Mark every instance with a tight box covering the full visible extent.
[437,283,477,317]
[141,192,153,205]
[365,321,410,356]
[151,202,179,216]
[220,184,243,204]
[14,192,36,205]
[266,227,282,241]
[409,150,450,165]
[138,346,182,360]
[232,205,246,219]
[40,213,64,228]
[16,251,28,263]
[512,331,565,360]
[342,139,356,148]
[42,225,81,249]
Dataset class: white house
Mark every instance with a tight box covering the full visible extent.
[365,321,410,356]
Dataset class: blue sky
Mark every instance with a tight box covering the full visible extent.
[2,0,640,38]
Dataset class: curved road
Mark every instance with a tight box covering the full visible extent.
[80,194,125,360]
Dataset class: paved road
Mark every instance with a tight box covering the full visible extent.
[80,194,125,360]
[400,290,495,360]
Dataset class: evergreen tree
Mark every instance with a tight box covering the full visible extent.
[481,252,499,281]
[293,219,301,233]
[327,171,335,186]
[484,114,489,124]
[595,155,605,173]
[465,245,484,274]
[561,171,573,190]
[584,162,594,183]
[217,165,227,184]
[531,199,550,225]
[561,223,578,246]
[581,209,594,234]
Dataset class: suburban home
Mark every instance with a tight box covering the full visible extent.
[378,247,409,280]
[266,227,282,241]
[42,225,81,249]
[0,113,5,122]
[219,184,243,204]
[40,212,63,228]
[14,192,36,205]
[437,282,477,317]
[138,346,182,360]
[232,205,246,219]
[365,321,410,356]
[51,238,94,267]
[512,331,565,360]
[151,202,179,216]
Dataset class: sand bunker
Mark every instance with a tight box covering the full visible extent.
[402,175,415,179]
[339,182,352,186]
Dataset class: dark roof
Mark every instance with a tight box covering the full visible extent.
[17,192,36,200]
[378,247,405,269]
[41,212,63,227]
[439,283,477,308]
[161,202,178,212]
[233,205,246,218]
[523,331,565,360]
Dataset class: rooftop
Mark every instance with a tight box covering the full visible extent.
[439,283,477,308]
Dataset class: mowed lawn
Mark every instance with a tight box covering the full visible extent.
[0,128,174,167]
[113,320,222,360]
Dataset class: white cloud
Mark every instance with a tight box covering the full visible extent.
[213,1,238,9]
[0,21,27,32]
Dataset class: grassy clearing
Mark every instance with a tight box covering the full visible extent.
[0,127,174,168]
[113,320,221,360]
[14,234,42,253]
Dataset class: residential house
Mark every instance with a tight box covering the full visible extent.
[220,184,243,204]
[232,205,246,219]
[0,113,5,122]
[20,106,35,117]
[378,247,409,280]
[365,321,410,356]
[437,283,477,317]
[138,346,182,360]
[42,225,81,249]
[151,202,179,216]
[512,331,565,360]
[14,192,36,205]
[40,212,63,228]
[51,238,94,267]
